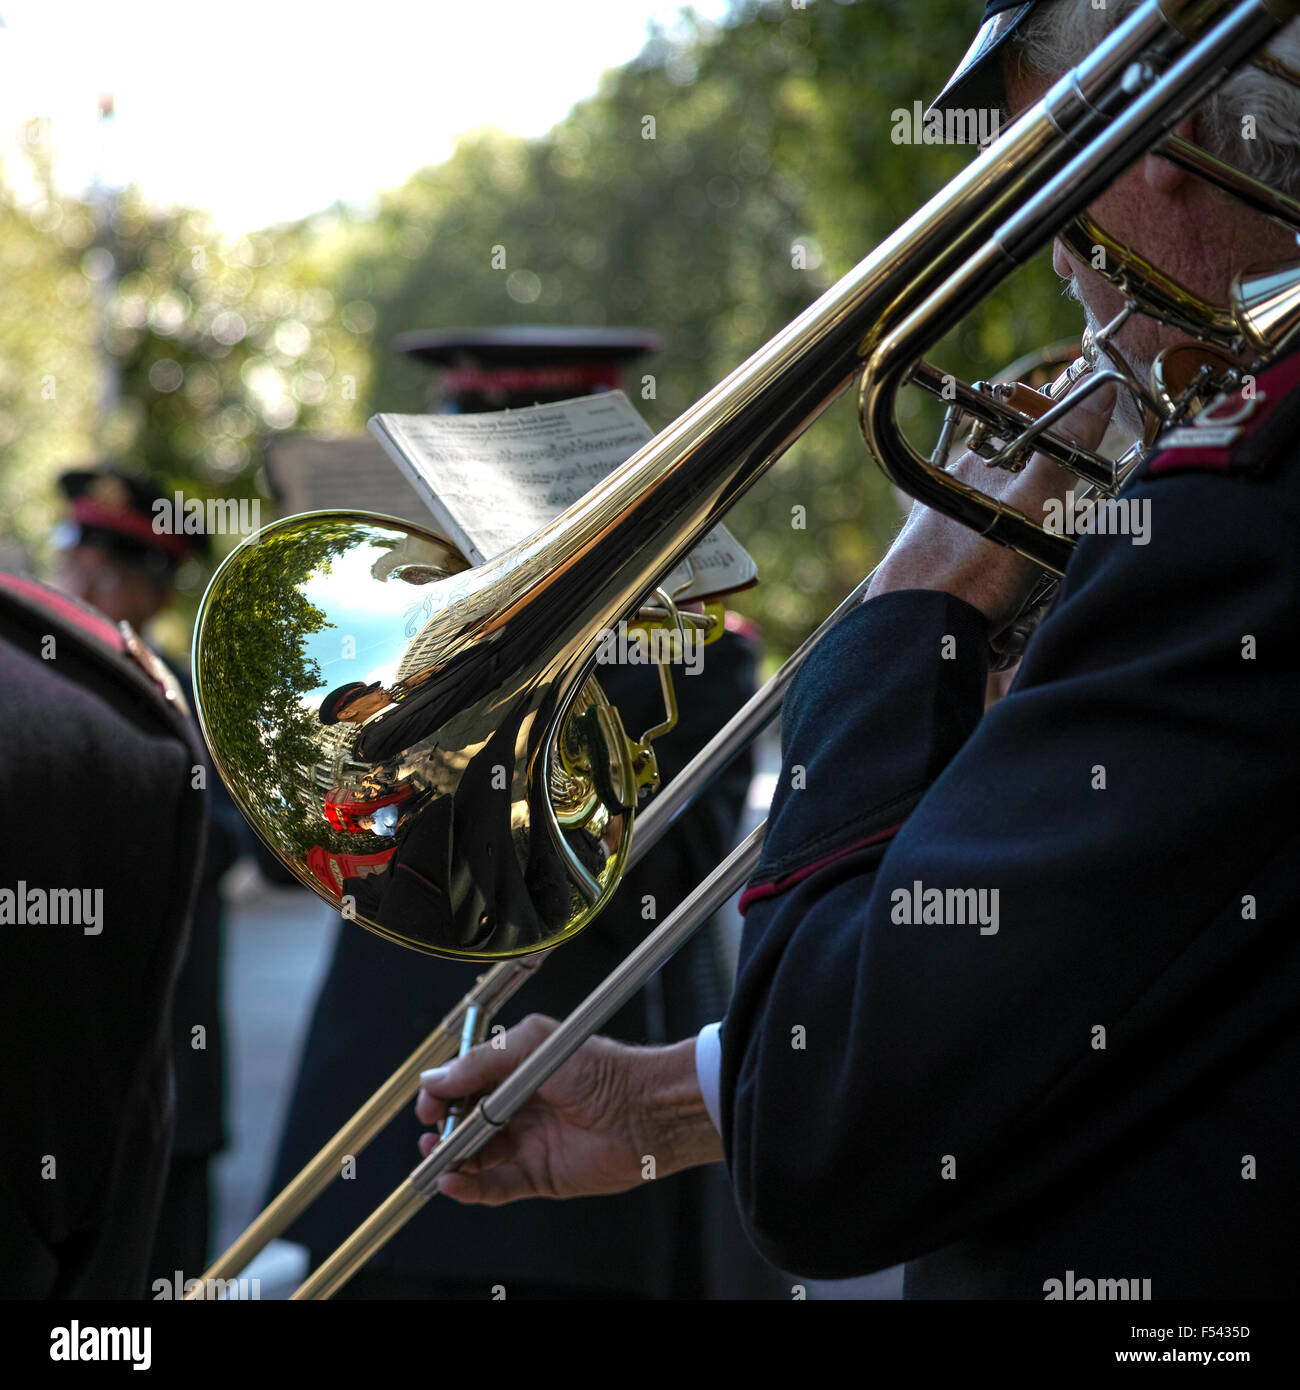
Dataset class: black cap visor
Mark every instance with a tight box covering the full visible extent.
[930,2,1038,116]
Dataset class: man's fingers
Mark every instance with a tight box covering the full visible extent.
[415,1013,559,1118]
[416,1126,516,1173]
[1009,378,1118,519]
[435,1165,536,1207]
[977,377,1119,519]
[414,1089,447,1126]
[409,1135,537,1204]
[414,1014,562,1176]
[1055,378,1116,450]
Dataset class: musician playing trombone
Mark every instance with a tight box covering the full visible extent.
[415,0,1300,1298]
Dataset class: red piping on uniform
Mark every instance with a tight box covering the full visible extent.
[738,824,901,914]
[0,572,123,651]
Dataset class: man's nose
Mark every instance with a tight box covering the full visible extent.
[1051,238,1071,281]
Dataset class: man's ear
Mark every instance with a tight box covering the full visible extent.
[1143,113,1198,196]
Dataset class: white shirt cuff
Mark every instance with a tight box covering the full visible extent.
[695,1021,724,1135]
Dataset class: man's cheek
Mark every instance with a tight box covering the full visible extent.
[1066,254,1127,332]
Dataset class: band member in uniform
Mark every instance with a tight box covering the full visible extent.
[0,567,206,1296]
[51,466,240,1285]
[268,329,783,1297]
[415,2,1300,1298]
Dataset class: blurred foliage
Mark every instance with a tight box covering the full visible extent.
[0,181,373,639]
[0,0,1079,662]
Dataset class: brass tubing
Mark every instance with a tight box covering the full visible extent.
[186,957,541,1292]
[294,827,767,1299]
[861,0,1291,573]
[1159,133,1300,230]
[290,1182,430,1302]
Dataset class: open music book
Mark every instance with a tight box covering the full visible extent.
[265,434,437,531]
[367,391,757,604]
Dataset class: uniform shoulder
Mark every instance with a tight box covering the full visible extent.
[0,571,122,651]
[1145,348,1300,495]
[0,572,193,733]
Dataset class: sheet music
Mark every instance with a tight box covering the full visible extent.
[369,392,756,601]
[265,434,453,539]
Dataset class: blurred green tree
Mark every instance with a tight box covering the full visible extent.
[341,0,1078,660]
[0,171,372,645]
[1,0,1080,665]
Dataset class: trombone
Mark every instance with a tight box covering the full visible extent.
[191,572,870,1290]
[192,0,1300,1298]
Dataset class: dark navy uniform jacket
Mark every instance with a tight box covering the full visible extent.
[167,666,240,1162]
[721,350,1300,1299]
[0,576,206,1297]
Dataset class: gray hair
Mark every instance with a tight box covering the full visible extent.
[1013,0,1300,195]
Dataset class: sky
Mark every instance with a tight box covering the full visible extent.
[0,0,734,231]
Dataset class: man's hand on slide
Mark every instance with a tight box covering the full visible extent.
[415,1015,722,1204]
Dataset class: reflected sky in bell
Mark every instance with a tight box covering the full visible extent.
[296,530,450,715]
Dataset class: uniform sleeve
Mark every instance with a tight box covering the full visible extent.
[719,468,1300,1278]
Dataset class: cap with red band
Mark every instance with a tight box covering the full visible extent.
[55,467,211,573]
[69,496,192,562]
[394,325,662,414]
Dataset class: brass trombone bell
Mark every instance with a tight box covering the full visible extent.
[194,512,638,959]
